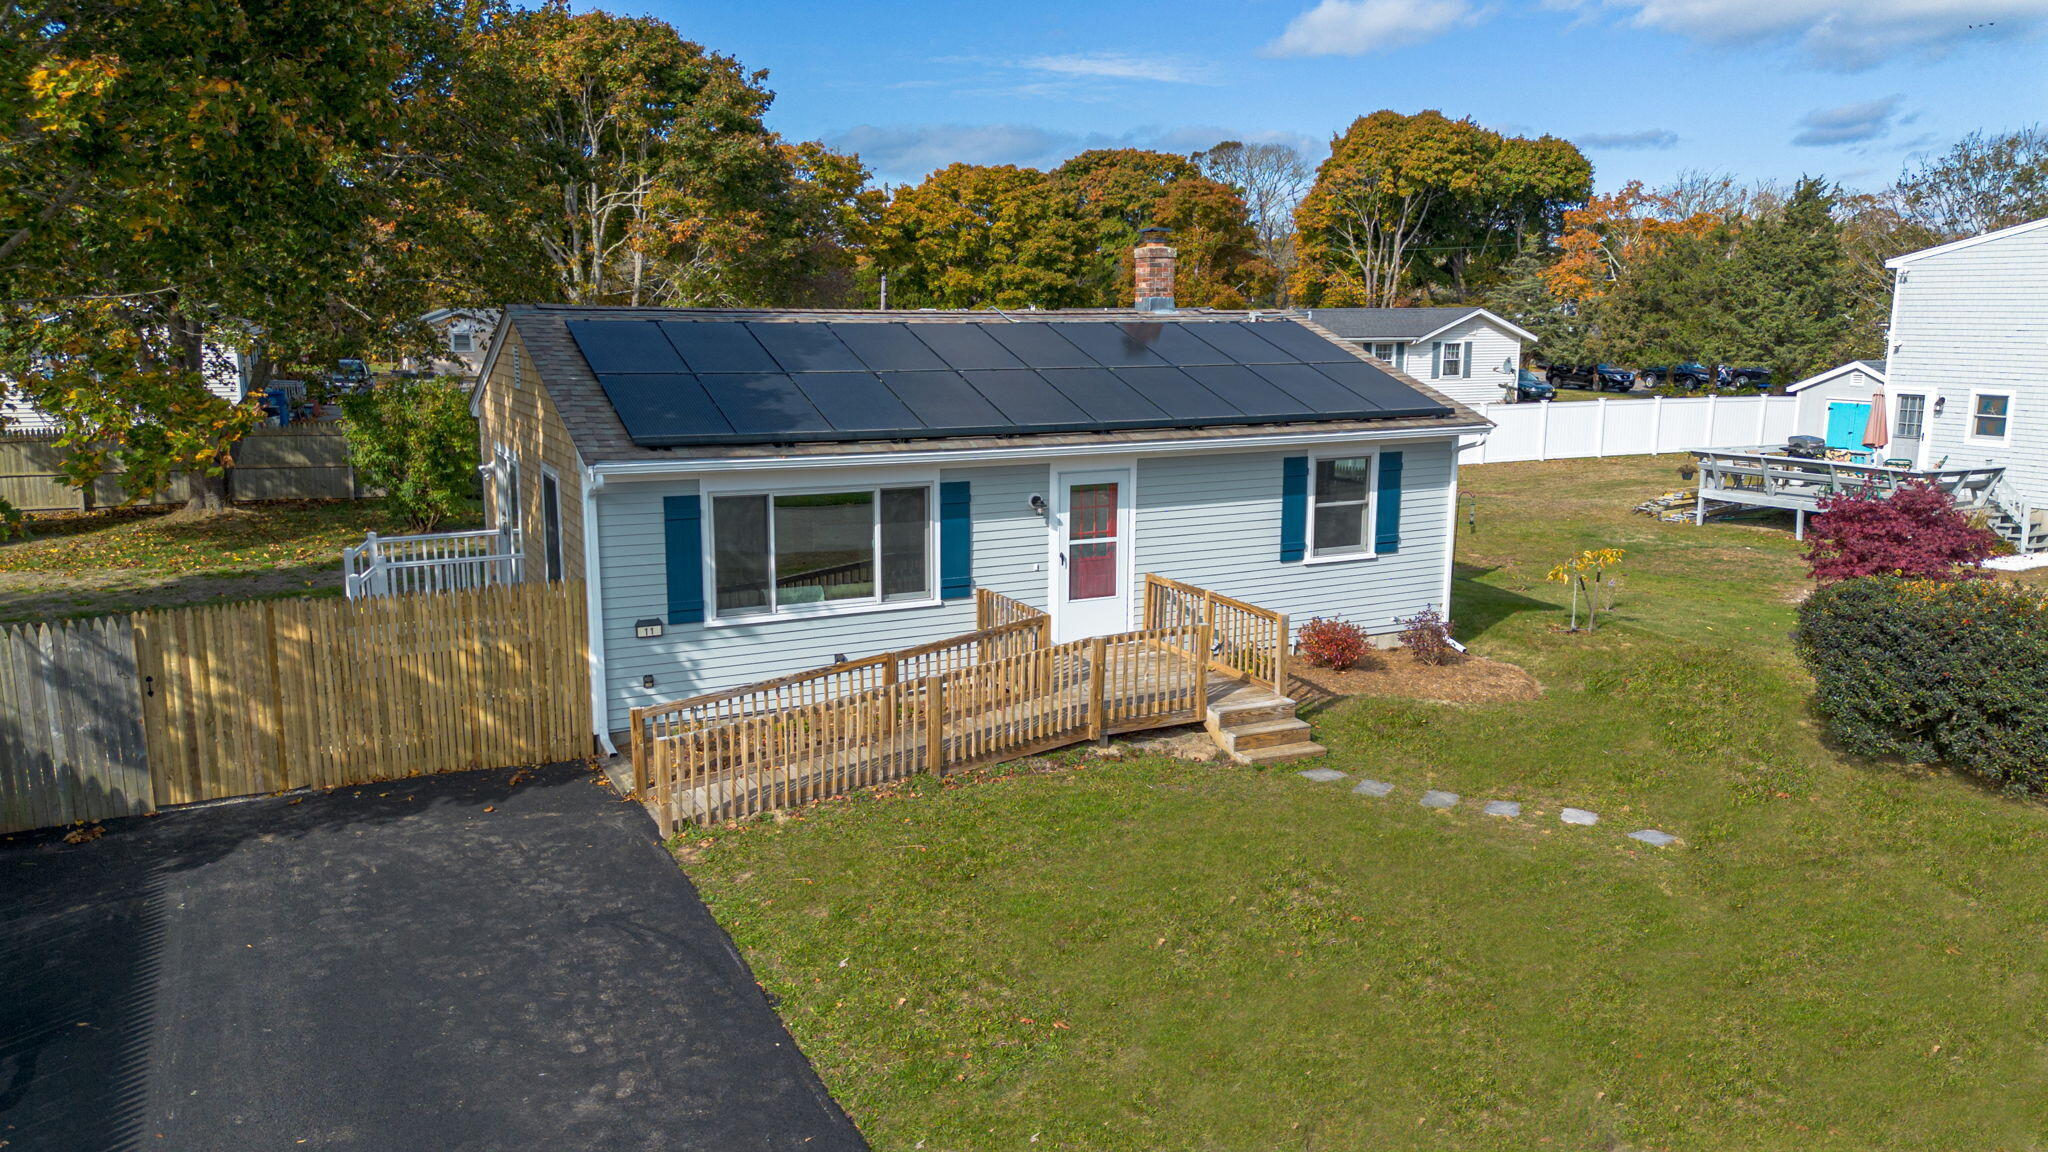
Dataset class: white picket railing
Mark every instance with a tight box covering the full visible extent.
[1460,394,1800,465]
[343,527,523,599]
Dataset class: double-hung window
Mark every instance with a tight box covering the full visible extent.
[1308,455,1375,560]
[711,485,932,617]
[1969,391,2012,444]
[1436,341,1463,378]
[1367,341,1401,365]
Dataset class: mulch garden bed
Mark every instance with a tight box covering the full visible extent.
[1287,647,1541,708]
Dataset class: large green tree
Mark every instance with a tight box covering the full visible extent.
[867,163,1092,309]
[1291,110,1591,307]
[1,0,461,512]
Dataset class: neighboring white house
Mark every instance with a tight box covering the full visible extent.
[409,308,500,381]
[2,345,253,434]
[1300,307,1535,409]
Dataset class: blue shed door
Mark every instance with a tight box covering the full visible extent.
[1826,402,1871,450]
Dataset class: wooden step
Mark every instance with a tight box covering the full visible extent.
[1231,740,1327,766]
[1207,687,1299,730]
[1216,717,1314,753]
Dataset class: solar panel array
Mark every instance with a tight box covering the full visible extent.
[565,319,1453,448]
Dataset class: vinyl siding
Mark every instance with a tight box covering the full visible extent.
[1889,224,2048,496]
[590,440,1459,734]
[1351,317,1524,409]
[1134,440,1456,635]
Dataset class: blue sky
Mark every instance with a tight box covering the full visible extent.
[629,0,2047,193]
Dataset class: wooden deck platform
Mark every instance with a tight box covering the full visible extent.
[1690,448,2005,539]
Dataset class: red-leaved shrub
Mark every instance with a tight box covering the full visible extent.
[1296,617,1370,670]
[1806,480,1999,584]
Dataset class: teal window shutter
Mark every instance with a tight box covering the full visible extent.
[1280,456,1308,562]
[939,481,972,599]
[1374,452,1404,554]
[663,494,705,624]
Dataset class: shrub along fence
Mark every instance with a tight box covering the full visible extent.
[1794,575,2048,793]
[0,423,361,512]
[0,581,590,835]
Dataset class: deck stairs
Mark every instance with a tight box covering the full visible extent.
[1204,677,1324,765]
[1984,481,2048,553]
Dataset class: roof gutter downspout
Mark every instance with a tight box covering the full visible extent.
[581,464,617,757]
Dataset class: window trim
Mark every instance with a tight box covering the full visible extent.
[1435,341,1463,379]
[538,465,564,582]
[1303,449,1381,566]
[701,479,941,624]
[1966,388,2013,447]
[449,327,475,355]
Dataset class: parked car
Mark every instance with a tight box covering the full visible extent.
[1721,366,1773,391]
[1641,362,1711,389]
[1509,369,1555,401]
[1543,363,1637,392]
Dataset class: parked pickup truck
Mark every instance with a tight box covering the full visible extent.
[1543,363,1638,392]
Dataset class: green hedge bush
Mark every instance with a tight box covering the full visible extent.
[1794,575,2048,792]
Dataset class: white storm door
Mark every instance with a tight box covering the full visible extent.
[1052,468,1132,642]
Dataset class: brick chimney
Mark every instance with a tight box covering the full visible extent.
[1134,227,1176,312]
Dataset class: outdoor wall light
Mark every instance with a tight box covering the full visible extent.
[634,618,663,639]
[1029,494,1047,515]
[1933,397,1946,416]
[642,674,656,690]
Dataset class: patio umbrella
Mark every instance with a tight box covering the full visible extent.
[1862,387,1889,450]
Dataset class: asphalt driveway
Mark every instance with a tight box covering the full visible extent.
[0,761,865,1152]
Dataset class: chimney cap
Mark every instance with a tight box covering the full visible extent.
[1138,226,1172,245]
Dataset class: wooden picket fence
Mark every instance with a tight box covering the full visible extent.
[1,581,590,834]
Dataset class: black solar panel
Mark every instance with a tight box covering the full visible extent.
[907,324,1024,371]
[568,321,687,374]
[595,374,733,442]
[658,322,778,374]
[1311,359,1448,415]
[1249,362,1385,414]
[1246,319,1353,363]
[961,370,1091,429]
[1049,323,1170,368]
[747,323,866,372]
[696,373,834,437]
[793,372,923,434]
[1110,367,1237,420]
[881,371,1010,430]
[1180,364,1318,419]
[831,323,948,372]
[1182,322,1293,365]
[980,323,1092,368]
[1036,368,1168,425]
[568,315,1451,446]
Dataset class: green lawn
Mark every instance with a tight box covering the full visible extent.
[677,454,2048,1152]
[0,500,470,620]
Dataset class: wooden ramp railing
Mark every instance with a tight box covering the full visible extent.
[631,581,1264,833]
[1142,574,1289,690]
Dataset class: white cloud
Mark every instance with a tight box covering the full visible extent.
[1562,0,2048,69]
[1791,96,1905,146]
[1577,128,1681,149]
[1018,53,1214,84]
[1265,0,1481,56]
[822,124,1324,188]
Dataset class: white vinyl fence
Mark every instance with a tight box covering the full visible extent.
[1460,395,1800,465]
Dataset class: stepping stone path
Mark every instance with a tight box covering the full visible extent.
[1482,800,1521,818]
[1296,768,1676,850]
[1419,790,1459,809]
[1559,808,1599,826]
[1299,768,1348,783]
[1352,779,1395,797]
[1628,829,1678,847]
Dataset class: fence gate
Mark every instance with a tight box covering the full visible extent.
[0,617,153,834]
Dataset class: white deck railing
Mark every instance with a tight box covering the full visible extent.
[343,527,522,599]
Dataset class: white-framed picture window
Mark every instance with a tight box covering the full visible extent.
[1968,390,2013,445]
[1306,452,1377,562]
[710,484,935,619]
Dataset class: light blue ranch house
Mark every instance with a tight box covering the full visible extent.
[471,243,1491,751]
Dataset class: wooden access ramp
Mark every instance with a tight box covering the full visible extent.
[628,582,1319,833]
